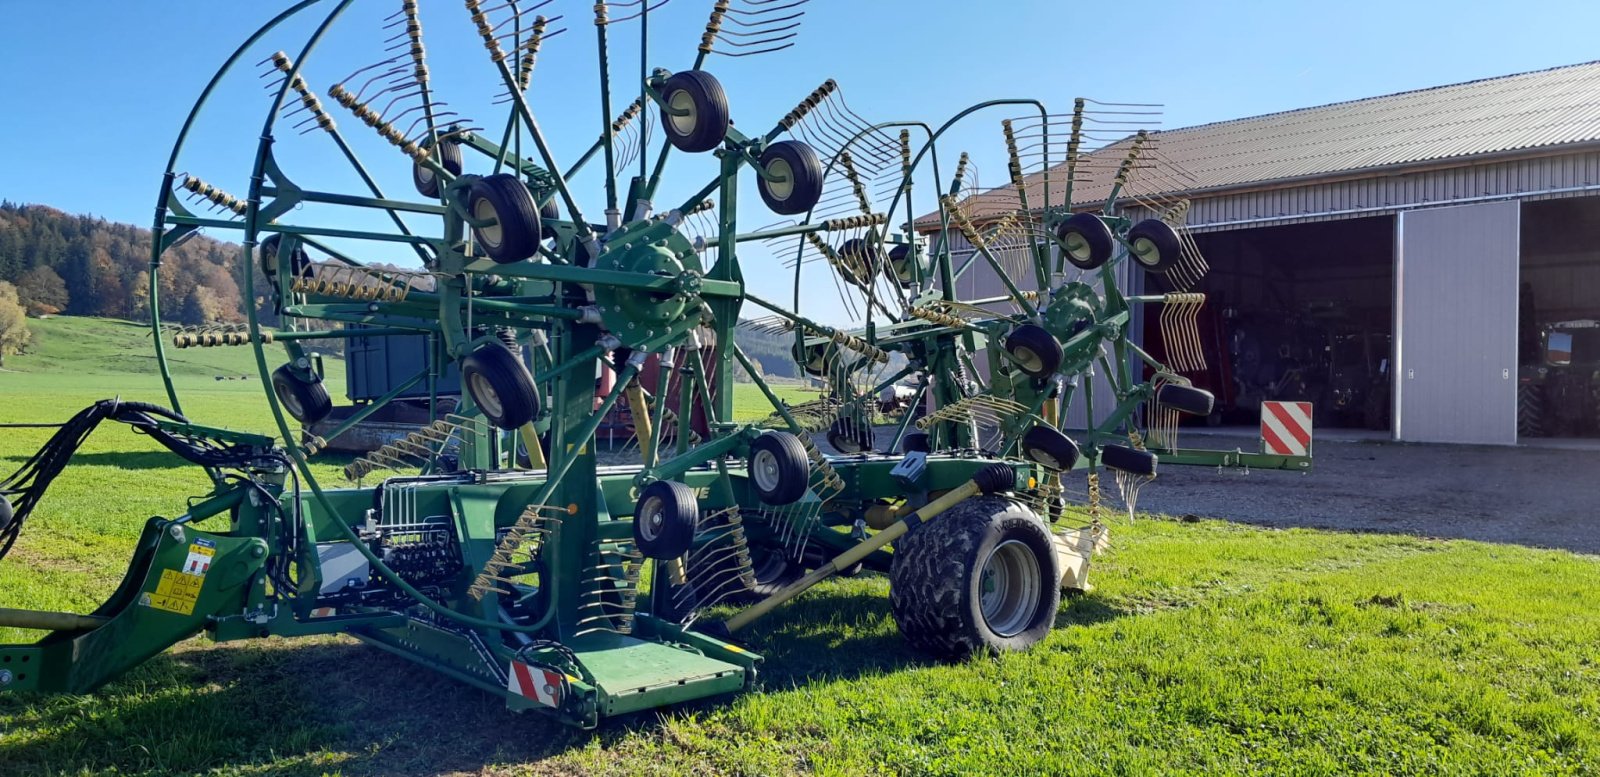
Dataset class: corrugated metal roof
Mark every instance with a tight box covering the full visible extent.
[917,61,1600,227]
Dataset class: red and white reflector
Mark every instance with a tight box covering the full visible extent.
[1260,401,1313,456]
[508,661,565,708]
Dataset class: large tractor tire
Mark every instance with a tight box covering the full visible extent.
[1517,381,1544,438]
[889,496,1059,659]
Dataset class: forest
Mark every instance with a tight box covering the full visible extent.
[0,201,799,377]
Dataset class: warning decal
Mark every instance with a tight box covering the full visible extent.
[507,661,565,708]
[145,569,205,615]
[1260,401,1313,457]
[184,538,216,576]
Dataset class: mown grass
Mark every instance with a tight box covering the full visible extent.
[2,318,1599,775]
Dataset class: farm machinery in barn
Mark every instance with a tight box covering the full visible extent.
[0,0,1309,728]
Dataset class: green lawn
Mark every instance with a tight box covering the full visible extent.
[2,318,1598,775]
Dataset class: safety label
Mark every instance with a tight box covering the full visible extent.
[184,538,216,576]
[145,569,205,615]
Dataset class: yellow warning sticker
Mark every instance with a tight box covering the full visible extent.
[145,569,205,615]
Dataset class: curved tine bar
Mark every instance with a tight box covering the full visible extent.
[150,0,323,422]
[246,0,567,636]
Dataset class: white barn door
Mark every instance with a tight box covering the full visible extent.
[1395,201,1520,445]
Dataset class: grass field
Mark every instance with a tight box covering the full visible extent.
[2,318,1599,775]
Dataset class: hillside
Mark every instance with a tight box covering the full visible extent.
[0,202,260,326]
[0,203,806,378]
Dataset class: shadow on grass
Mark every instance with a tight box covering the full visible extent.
[1,586,1133,775]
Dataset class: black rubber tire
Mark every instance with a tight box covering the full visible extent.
[633,480,699,560]
[412,138,464,199]
[902,431,932,454]
[1127,219,1183,273]
[1100,444,1157,476]
[757,140,824,215]
[741,543,803,601]
[827,417,875,454]
[1157,384,1215,416]
[1020,425,1080,471]
[271,364,332,425]
[1055,212,1114,270]
[889,496,1059,659]
[748,431,811,505]
[467,174,541,264]
[259,234,311,287]
[659,70,730,153]
[794,341,829,377]
[837,238,880,279]
[460,341,540,430]
[1517,381,1544,438]
[539,198,561,240]
[1004,325,1064,378]
[889,243,917,286]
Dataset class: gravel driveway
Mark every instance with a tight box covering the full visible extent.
[1139,432,1600,555]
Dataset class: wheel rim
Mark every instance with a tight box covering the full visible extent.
[1027,447,1059,470]
[1131,236,1159,266]
[638,495,664,542]
[979,539,1042,638]
[1064,232,1090,261]
[892,256,912,282]
[764,157,794,201]
[668,89,698,136]
[277,382,303,418]
[474,198,504,249]
[1012,345,1042,373]
[416,163,435,187]
[468,372,503,418]
[752,448,782,493]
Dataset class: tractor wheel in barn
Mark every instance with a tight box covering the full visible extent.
[1517,381,1544,438]
[889,496,1059,659]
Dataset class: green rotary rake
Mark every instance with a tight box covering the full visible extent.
[0,0,1308,729]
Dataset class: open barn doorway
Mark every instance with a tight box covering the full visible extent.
[1143,215,1395,432]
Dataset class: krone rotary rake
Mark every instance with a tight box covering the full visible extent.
[0,0,1308,728]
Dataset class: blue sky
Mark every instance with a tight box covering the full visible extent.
[2,0,1598,323]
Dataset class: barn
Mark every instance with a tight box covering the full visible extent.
[920,61,1600,445]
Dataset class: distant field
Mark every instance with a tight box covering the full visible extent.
[1,318,1598,775]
